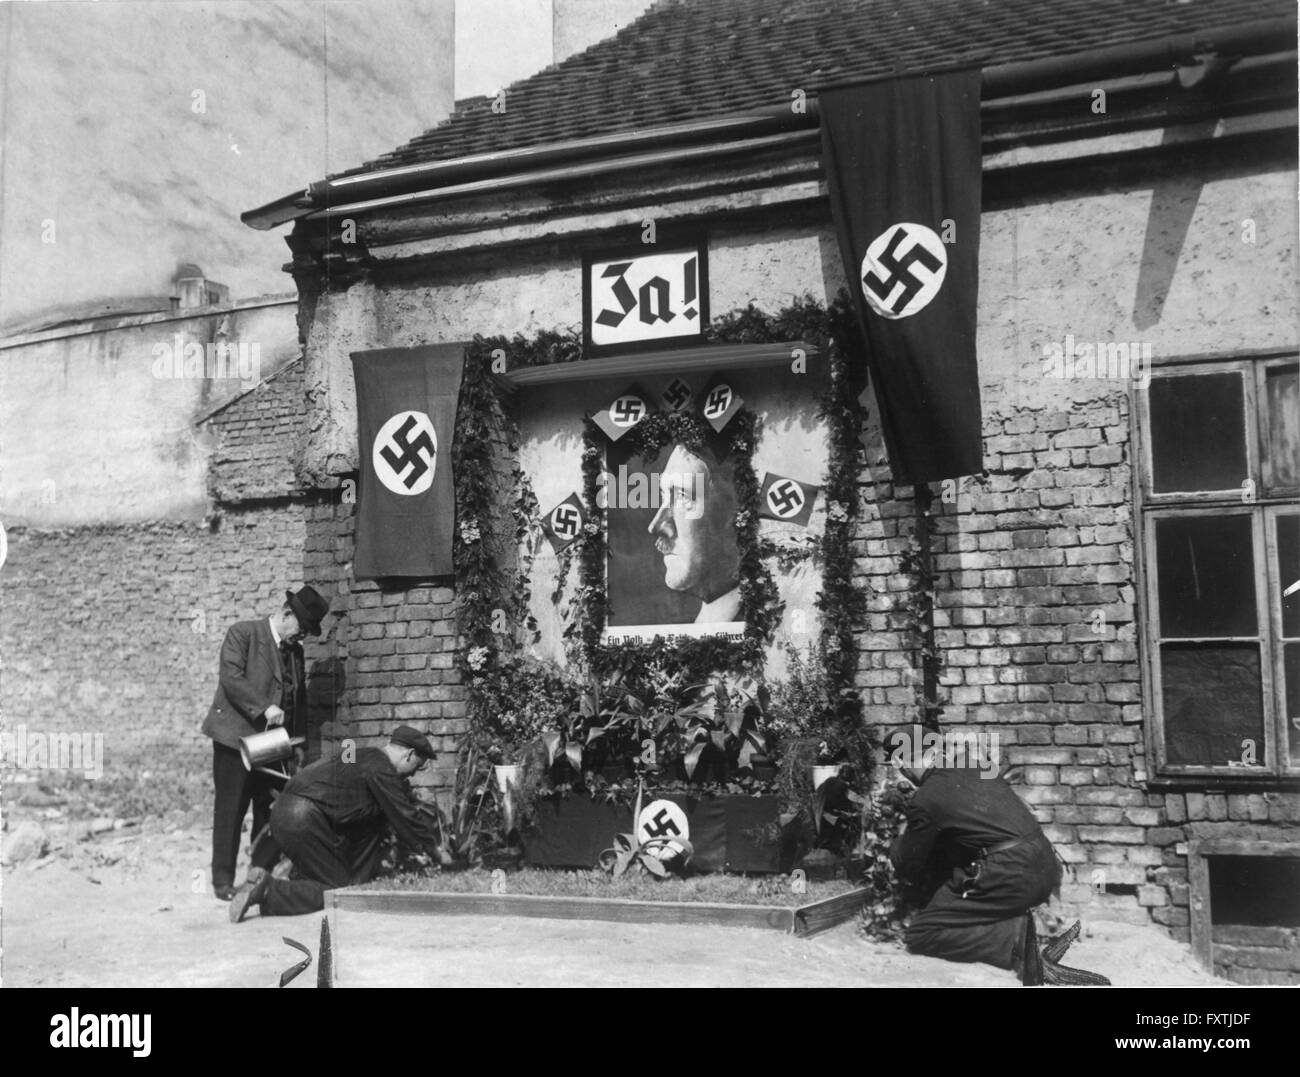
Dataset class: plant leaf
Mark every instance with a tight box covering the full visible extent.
[684,742,706,779]
[639,852,668,877]
[564,743,583,771]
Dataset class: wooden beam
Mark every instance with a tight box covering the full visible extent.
[330,888,797,933]
[793,888,869,937]
[502,341,819,388]
[1188,842,1213,972]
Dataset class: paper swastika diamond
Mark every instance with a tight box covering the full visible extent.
[861,222,947,319]
[372,411,437,496]
[609,394,647,427]
[703,384,733,418]
[636,799,689,861]
[662,378,691,411]
[766,478,805,519]
[549,502,582,541]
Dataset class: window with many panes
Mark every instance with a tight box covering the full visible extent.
[1137,354,1299,779]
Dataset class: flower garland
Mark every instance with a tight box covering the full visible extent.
[456,295,869,741]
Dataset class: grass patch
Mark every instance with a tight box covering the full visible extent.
[355,866,859,907]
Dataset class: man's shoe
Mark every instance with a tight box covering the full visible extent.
[214,883,236,902]
[229,868,271,924]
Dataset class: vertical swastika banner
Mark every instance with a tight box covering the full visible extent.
[820,71,984,483]
[351,343,465,579]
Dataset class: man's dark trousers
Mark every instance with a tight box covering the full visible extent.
[905,832,1060,967]
[211,743,280,889]
[259,791,385,916]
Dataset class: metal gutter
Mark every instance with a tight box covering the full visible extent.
[241,15,1295,231]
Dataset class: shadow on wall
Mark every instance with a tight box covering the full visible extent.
[1133,121,1216,331]
[306,655,347,763]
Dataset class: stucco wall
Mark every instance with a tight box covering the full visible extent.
[0,300,298,527]
[0,0,455,330]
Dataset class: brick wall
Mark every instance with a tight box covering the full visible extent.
[853,392,1300,973]
[301,496,468,800]
[204,357,305,503]
[1213,926,1300,985]
[0,506,306,759]
[0,347,311,768]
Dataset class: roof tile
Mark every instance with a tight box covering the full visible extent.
[350,0,1291,175]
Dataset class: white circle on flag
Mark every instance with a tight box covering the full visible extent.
[860,222,947,319]
[766,479,805,519]
[372,411,438,496]
[636,799,689,861]
[702,384,733,419]
[608,394,647,428]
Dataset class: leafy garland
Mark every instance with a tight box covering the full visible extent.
[452,338,513,693]
[455,295,868,721]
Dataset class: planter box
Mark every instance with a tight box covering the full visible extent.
[522,793,789,873]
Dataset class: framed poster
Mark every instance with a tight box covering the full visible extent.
[583,240,709,356]
[602,433,744,641]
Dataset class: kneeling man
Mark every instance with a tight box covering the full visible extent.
[889,730,1108,985]
[230,725,450,922]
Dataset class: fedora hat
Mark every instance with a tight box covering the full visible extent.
[285,585,330,636]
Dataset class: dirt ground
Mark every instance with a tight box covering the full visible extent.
[2,805,1226,989]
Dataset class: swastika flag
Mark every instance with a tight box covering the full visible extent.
[541,493,586,553]
[351,344,465,578]
[820,71,984,483]
[758,473,820,526]
[592,383,653,443]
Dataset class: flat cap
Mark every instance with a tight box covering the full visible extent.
[390,725,437,761]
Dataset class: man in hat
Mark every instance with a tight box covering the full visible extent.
[201,585,330,901]
[229,725,451,921]
[888,729,1109,985]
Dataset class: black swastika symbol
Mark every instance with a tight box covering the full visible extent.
[551,504,581,539]
[863,226,943,316]
[611,396,645,426]
[379,416,435,489]
[767,479,804,518]
[704,386,732,417]
[642,808,682,839]
[663,379,690,410]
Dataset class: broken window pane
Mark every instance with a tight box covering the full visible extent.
[1262,365,1299,495]
[1150,372,1247,493]
[1279,514,1299,639]
[1161,642,1264,766]
[1156,515,1257,638]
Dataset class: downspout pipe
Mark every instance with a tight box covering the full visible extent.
[241,16,1294,231]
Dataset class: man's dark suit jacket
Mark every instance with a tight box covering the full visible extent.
[201,619,305,751]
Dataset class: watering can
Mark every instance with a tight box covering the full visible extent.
[239,727,305,781]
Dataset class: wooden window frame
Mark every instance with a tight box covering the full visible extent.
[1134,352,1299,783]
